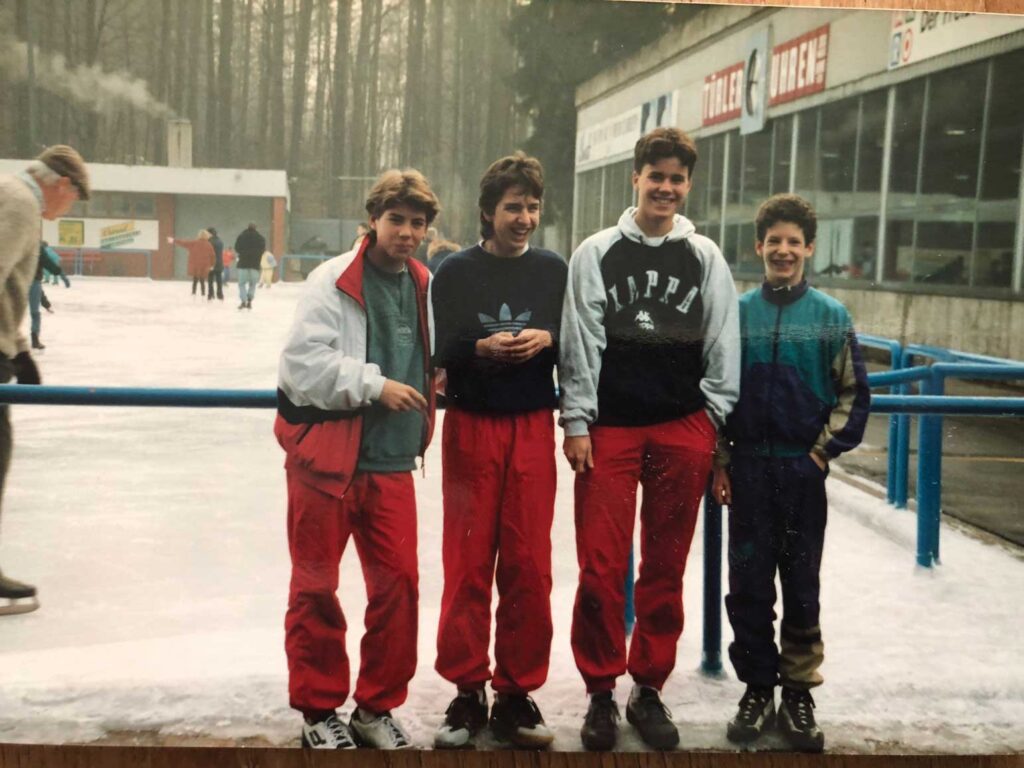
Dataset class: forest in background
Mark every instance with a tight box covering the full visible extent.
[0,0,691,247]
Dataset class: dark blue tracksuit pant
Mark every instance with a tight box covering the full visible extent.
[726,454,827,690]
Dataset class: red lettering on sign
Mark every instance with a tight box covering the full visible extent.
[702,61,744,126]
[769,24,830,106]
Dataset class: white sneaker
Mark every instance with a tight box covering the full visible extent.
[350,707,412,749]
[301,712,357,749]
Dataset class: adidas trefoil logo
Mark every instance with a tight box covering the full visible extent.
[478,303,532,334]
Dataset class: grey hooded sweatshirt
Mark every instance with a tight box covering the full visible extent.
[559,207,740,437]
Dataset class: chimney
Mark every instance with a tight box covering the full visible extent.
[167,119,193,168]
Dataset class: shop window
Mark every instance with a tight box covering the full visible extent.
[574,168,603,248]
[794,109,819,199]
[133,195,157,219]
[108,193,132,218]
[921,62,986,200]
[857,90,887,193]
[884,217,915,282]
[914,220,973,285]
[819,97,858,192]
[850,217,879,282]
[690,138,710,223]
[889,79,926,196]
[982,50,1024,203]
[726,130,741,205]
[705,133,725,223]
[88,192,112,218]
[601,160,633,228]
[974,222,1016,288]
[741,130,772,207]
[770,115,793,194]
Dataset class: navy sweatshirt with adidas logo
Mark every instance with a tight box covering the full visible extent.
[431,244,567,413]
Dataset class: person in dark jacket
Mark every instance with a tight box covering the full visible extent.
[206,226,225,301]
[431,153,565,750]
[713,194,870,753]
[234,223,266,309]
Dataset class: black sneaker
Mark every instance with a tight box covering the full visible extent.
[434,689,488,749]
[625,685,679,750]
[489,693,554,749]
[778,687,824,752]
[580,691,620,752]
[726,686,775,744]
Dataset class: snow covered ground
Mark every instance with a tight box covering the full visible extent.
[0,277,1021,754]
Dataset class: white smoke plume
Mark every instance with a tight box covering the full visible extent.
[0,35,176,119]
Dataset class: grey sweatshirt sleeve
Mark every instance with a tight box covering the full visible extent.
[693,235,740,429]
[557,233,613,437]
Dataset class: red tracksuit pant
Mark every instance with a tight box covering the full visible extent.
[435,408,556,694]
[285,470,418,714]
[571,410,716,693]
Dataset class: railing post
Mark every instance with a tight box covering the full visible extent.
[915,370,945,567]
[895,351,913,509]
[701,482,724,676]
[885,340,903,505]
[624,549,636,637]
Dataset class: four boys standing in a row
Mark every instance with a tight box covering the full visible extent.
[274,127,869,752]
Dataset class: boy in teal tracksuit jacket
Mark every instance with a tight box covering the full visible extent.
[712,194,870,753]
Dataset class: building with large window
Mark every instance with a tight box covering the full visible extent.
[0,160,289,280]
[574,6,1024,358]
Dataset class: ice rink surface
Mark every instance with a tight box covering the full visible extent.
[0,276,1021,753]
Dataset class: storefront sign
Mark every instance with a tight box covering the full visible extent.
[577,91,676,165]
[57,220,84,247]
[42,218,159,250]
[888,11,1024,70]
[768,25,830,106]
[702,62,744,126]
[741,28,771,135]
[576,106,642,165]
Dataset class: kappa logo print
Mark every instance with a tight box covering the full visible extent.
[634,310,655,331]
[478,303,532,334]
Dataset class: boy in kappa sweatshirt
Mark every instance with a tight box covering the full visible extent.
[560,127,740,751]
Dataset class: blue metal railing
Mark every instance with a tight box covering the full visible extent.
[2,380,1021,677]
[858,334,903,505]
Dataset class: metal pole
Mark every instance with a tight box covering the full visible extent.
[624,549,636,637]
[894,349,913,509]
[915,371,944,568]
[701,483,724,676]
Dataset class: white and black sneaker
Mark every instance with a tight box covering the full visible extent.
[726,685,775,744]
[301,711,357,749]
[489,693,555,749]
[778,687,825,752]
[349,707,413,750]
[434,689,488,749]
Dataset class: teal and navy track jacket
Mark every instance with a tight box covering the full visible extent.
[726,280,870,461]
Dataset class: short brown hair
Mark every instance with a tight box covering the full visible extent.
[633,127,697,176]
[36,144,90,200]
[755,193,817,245]
[364,169,440,223]
[478,152,544,239]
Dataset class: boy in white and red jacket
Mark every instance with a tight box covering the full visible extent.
[274,169,440,751]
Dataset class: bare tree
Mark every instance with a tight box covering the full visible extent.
[269,0,286,167]
[218,0,235,165]
[287,0,314,173]
[330,0,352,213]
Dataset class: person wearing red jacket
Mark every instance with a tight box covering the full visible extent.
[168,230,215,297]
[274,169,440,750]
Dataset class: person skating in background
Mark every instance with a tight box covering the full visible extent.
[259,249,278,288]
[275,169,440,750]
[29,241,71,350]
[431,153,566,750]
[206,226,225,301]
[0,144,89,615]
[713,194,870,753]
[168,230,215,298]
[351,222,369,251]
[559,127,740,751]
[234,223,265,309]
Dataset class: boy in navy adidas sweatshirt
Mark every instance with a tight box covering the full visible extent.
[560,127,740,751]
[713,194,870,752]
[431,153,567,750]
